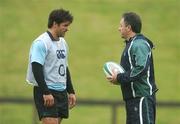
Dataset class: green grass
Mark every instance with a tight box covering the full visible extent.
[0,104,34,124]
[0,0,180,123]
[1,104,180,124]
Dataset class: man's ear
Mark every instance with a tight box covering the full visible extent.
[53,21,58,27]
[127,25,132,31]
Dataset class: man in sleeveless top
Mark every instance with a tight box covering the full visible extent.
[26,9,76,124]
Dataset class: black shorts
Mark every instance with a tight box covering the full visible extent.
[125,95,156,124]
[33,86,69,120]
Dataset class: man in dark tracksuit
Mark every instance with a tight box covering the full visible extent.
[107,12,158,124]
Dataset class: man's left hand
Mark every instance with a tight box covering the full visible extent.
[68,93,76,109]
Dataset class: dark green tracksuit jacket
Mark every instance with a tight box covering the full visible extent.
[117,34,158,100]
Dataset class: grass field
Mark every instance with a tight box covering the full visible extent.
[0,0,180,123]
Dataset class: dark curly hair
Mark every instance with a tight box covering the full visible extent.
[48,9,73,28]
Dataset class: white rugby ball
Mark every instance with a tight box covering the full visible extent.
[103,61,125,77]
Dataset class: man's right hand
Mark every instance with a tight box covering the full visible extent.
[106,69,118,84]
[43,94,54,107]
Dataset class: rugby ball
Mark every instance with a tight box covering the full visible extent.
[103,61,125,77]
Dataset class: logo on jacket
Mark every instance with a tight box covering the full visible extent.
[56,50,65,59]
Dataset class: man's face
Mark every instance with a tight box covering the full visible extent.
[118,18,130,40]
[55,21,71,37]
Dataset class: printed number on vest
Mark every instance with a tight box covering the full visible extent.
[58,64,65,76]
